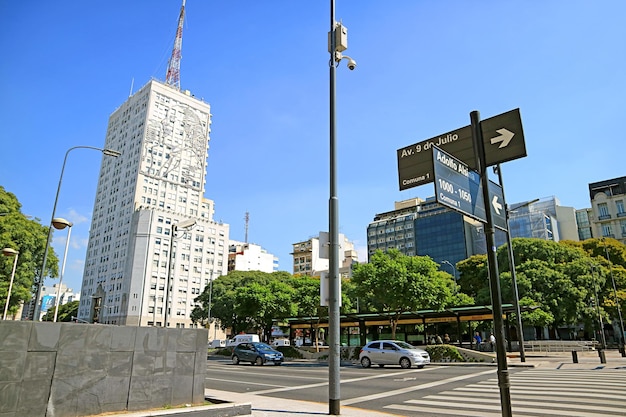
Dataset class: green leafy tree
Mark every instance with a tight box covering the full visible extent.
[457,254,491,303]
[0,186,59,316]
[235,279,298,341]
[42,300,79,322]
[290,274,321,316]
[192,270,309,340]
[351,249,452,339]
[460,237,626,336]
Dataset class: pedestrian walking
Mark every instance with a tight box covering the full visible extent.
[473,332,482,350]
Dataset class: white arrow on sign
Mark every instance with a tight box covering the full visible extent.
[492,195,503,215]
[490,128,514,148]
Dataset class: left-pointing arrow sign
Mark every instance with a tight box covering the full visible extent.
[490,128,514,149]
[491,195,503,215]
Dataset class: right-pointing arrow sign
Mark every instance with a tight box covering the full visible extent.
[480,108,526,167]
[490,128,514,148]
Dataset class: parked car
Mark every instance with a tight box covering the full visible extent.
[232,342,284,366]
[359,340,430,369]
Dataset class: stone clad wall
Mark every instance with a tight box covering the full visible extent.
[0,321,207,417]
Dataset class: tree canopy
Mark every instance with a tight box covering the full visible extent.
[458,237,626,337]
[351,249,457,338]
[192,270,320,341]
[1,186,60,317]
[42,300,79,322]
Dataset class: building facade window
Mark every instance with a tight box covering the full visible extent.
[598,203,610,220]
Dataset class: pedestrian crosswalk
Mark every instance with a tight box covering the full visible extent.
[384,369,626,417]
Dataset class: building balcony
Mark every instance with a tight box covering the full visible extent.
[617,212,626,218]
[598,214,612,220]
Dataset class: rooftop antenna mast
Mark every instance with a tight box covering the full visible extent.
[244,212,249,243]
[165,0,186,90]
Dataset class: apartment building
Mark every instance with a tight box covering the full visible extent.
[588,176,626,244]
[228,241,278,273]
[292,232,358,278]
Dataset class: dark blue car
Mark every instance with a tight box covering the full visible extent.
[231,342,284,366]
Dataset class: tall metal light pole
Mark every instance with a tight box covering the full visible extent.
[441,260,457,281]
[602,240,625,349]
[328,1,356,414]
[2,248,19,320]
[589,264,607,349]
[32,145,121,321]
[52,218,73,322]
[494,165,538,363]
[164,218,196,327]
[207,269,214,337]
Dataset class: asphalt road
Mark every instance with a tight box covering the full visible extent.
[206,357,626,417]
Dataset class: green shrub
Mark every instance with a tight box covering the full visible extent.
[425,344,465,362]
[276,346,303,359]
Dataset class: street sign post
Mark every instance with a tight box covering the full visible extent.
[398,108,526,191]
[433,146,484,222]
[432,146,508,231]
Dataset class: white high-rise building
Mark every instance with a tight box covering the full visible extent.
[228,241,278,273]
[78,80,229,327]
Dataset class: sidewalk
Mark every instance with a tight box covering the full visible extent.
[205,388,391,417]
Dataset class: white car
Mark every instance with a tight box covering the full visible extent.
[359,340,430,369]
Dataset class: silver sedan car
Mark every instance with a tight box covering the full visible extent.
[359,340,430,369]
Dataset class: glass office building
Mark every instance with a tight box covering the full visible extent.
[367,198,505,269]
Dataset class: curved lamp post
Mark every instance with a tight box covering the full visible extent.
[164,218,196,327]
[2,247,19,320]
[589,264,607,349]
[32,146,121,321]
[441,260,457,281]
[602,239,625,350]
[494,164,539,363]
[52,218,73,322]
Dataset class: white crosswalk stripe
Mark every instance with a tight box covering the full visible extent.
[383,369,626,417]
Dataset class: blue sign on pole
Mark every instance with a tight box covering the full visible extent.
[433,146,507,231]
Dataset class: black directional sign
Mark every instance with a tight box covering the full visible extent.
[487,180,507,231]
[398,108,526,191]
[433,147,507,231]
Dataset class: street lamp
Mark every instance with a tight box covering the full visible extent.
[601,239,625,351]
[52,218,73,322]
[328,1,356,414]
[589,264,607,350]
[164,218,196,327]
[2,248,19,320]
[32,145,121,321]
[494,165,538,363]
[441,260,457,281]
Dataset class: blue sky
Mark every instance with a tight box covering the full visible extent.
[1,1,624,294]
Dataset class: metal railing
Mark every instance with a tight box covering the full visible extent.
[523,340,598,352]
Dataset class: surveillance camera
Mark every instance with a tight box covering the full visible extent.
[347,58,357,70]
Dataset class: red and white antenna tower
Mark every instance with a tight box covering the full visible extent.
[165,0,186,90]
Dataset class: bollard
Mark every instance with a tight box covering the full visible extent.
[598,349,606,364]
[620,345,626,358]
[571,350,578,363]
